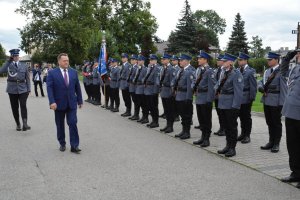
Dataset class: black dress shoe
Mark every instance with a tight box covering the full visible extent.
[137,118,144,123]
[160,125,168,132]
[237,134,245,141]
[296,182,300,189]
[130,116,139,120]
[111,108,119,112]
[260,142,273,150]
[179,133,190,140]
[217,130,226,136]
[159,113,166,118]
[174,116,180,122]
[16,124,22,131]
[194,125,201,129]
[241,136,251,144]
[122,112,131,117]
[164,127,174,133]
[200,140,210,147]
[193,137,204,145]
[218,146,229,154]
[59,145,66,152]
[149,122,159,128]
[213,129,221,135]
[141,119,149,124]
[225,148,236,157]
[281,175,300,183]
[271,144,280,153]
[71,147,81,154]
[175,131,184,138]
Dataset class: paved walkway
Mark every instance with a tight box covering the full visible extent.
[0,77,299,200]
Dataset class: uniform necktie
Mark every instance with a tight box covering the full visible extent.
[63,69,68,86]
[15,62,18,68]
[240,66,244,73]
[270,68,274,73]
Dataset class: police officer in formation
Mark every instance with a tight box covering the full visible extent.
[216,53,243,157]
[0,49,31,131]
[128,55,139,120]
[109,58,120,112]
[101,61,111,109]
[144,54,160,128]
[173,54,195,140]
[91,62,102,105]
[213,54,225,136]
[280,49,300,188]
[192,51,216,147]
[119,53,132,117]
[135,55,149,124]
[237,52,257,144]
[82,62,93,103]
[159,53,176,133]
[170,55,180,122]
[258,52,287,153]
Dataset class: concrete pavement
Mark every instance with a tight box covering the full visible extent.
[0,77,300,200]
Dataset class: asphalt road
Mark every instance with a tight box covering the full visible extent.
[0,78,299,200]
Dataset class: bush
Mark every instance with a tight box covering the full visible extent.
[248,58,267,74]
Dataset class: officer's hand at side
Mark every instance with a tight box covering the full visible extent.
[50,103,57,110]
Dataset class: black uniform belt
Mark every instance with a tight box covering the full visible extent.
[267,90,280,94]
[197,88,208,92]
[7,79,26,83]
[178,87,187,92]
[146,82,154,85]
[220,91,233,95]
[162,84,171,87]
[243,88,250,91]
[111,79,118,82]
[120,78,127,80]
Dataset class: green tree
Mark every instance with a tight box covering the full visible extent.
[167,0,198,54]
[227,13,248,55]
[0,43,6,66]
[193,10,226,35]
[249,35,264,58]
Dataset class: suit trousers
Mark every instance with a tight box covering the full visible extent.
[239,102,253,136]
[146,94,159,122]
[196,102,213,134]
[220,109,239,148]
[34,81,44,97]
[162,97,175,124]
[9,92,29,123]
[54,108,79,148]
[110,87,120,108]
[285,117,300,178]
[177,100,193,128]
[263,105,282,145]
[122,88,131,111]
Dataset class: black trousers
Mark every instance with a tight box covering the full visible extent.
[130,92,138,116]
[84,83,92,99]
[136,94,148,117]
[177,100,193,129]
[110,87,120,108]
[173,97,179,119]
[92,84,101,102]
[239,102,253,136]
[264,105,282,145]
[196,102,213,134]
[146,94,159,122]
[122,88,131,111]
[102,85,110,106]
[285,118,300,178]
[34,81,44,97]
[8,92,29,124]
[214,99,224,130]
[220,109,239,148]
[162,97,176,125]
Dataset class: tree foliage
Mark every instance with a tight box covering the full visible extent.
[0,43,6,66]
[227,13,248,55]
[249,35,264,58]
[17,0,158,64]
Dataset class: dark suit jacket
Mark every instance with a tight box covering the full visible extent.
[47,67,83,110]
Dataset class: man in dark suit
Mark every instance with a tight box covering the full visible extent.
[47,53,83,154]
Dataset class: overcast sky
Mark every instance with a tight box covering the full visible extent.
[0,0,299,56]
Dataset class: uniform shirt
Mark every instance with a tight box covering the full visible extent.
[175,65,195,101]
[110,66,120,89]
[119,62,131,90]
[258,65,288,106]
[239,64,257,104]
[217,69,244,109]
[135,65,147,95]
[143,64,160,95]
[160,63,176,98]
[0,60,31,94]
[192,65,216,104]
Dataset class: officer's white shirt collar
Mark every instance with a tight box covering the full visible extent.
[184,65,190,70]
[271,65,279,71]
[244,64,249,70]
[123,62,128,66]
[13,61,19,66]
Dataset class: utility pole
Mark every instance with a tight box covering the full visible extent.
[292,22,300,49]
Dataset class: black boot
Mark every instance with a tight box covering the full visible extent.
[85,97,91,103]
[140,117,149,124]
[237,133,245,141]
[137,116,145,123]
[179,126,190,140]
[193,133,204,145]
[271,144,280,153]
[111,107,119,112]
[16,120,21,131]
[175,127,185,138]
[213,128,221,135]
[164,122,174,133]
[218,145,229,154]
[200,132,210,147]
[225,148,236,157]
[121,108,131,117]
[22,118,31,131]
[160,125,168,132]
[130,115,140,120]
[149,120,159,128]
[174,116,180,122]
[241,135,251,144]
[217,129,226,136]
[260,142,274,150]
